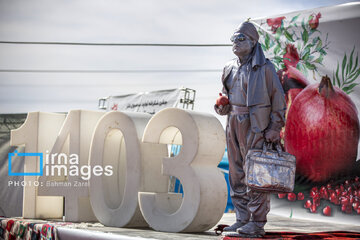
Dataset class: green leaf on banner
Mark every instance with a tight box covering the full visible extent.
[284,30,294,42]
[315,55,323,63]
[302,29,308,45]
[348,69,360,83]
[269,40,275,49]
[301,63,309,77]
[301,46,311,59]
[290,14,300,23]
[343,83,358,93]
[275,27,282,41]
[342,54,347,83]
[336,62,341,87]
[319,48,327,55]
[303,52,310,61]
[274,44,281,55]
[301,19,306,30]
[349,46,355,73]
[305,62,316,70]
[303,43,313,53]
[353,54,359,72]
[265,33,270,50]
[316,39,323,51]
[312,36,318,45]
[297,62,302,71]
[343,70,360,86]
[261,43,266,51]
[273,56,283,63]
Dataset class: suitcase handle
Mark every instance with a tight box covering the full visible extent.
[261,142,283,157]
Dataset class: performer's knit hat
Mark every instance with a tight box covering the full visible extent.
[235,21,259,42]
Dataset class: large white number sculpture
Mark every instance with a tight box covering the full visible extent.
[11,108,228,232]
[38,110,105,222]
[88,111,169,227]
[139,108,227,232]
[10,112,65,219]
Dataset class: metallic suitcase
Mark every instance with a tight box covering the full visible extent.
[244,143,296,193]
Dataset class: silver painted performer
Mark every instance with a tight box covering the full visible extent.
[214,21,286,237]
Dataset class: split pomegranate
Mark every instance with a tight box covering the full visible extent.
[285,76,360,182]
[215,93,229,107]
[277,54,310,143]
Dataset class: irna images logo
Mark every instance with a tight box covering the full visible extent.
[8,150,113,180]
[8,150,43,176]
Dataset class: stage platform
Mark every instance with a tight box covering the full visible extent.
[1,213,359,240]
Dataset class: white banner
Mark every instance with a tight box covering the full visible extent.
[107,88,182,114]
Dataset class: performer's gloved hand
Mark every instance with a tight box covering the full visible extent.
[264,129,280,143]
[214,104,231,116]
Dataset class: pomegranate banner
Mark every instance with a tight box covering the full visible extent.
[251,3,360,222]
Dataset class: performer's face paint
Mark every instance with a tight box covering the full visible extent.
[231,32,254,58]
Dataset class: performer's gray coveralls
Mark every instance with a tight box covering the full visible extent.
[221,42,286,226]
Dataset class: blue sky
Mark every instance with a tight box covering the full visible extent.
[0,0,358,117]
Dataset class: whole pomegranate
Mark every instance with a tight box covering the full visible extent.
[216,93,229,107]
[285,76,359,182]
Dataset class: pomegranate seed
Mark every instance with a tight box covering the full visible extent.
[278,193,287,199]
[335,188,341,196]
[341,204,352,214]
[341,197,350,206]
[322,206,331,216]
[330,192,340,205]
[287,193,296,201]
[297,192,305,201]
[311,187,318,193]
[310,204,317,213]
[304,200,312,209]
[313,197,320,207]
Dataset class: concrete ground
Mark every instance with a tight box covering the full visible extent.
[56,213,360,240]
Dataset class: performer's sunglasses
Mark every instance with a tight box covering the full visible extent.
[230,33,246,42]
